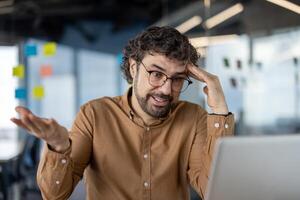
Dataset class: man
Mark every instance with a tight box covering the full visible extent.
[11,26,234,200]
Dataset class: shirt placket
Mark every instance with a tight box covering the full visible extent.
[142,126,151,200]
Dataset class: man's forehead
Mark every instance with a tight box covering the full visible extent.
[144,53,187,71]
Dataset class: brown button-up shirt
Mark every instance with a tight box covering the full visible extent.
[37,88,234,200]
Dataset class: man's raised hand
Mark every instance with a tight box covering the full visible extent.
[11,106,70,152]
[187,64,229,115]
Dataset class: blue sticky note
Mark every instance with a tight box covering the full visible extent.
[116,53,123,65]
[25,45,37,56]
[15,88,27,99]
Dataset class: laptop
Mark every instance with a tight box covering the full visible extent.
[205,134,300,200]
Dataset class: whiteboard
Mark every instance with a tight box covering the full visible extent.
[41,75,76,129]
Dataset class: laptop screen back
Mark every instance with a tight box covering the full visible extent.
[205,135,300,200]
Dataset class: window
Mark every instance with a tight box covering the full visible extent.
[0,46,19,139]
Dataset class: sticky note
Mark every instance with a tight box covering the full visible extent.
[33,86,45,99]
[116,53,123,65]
[15,88,27,99]
[13,65,25,78]
[293,57,298,66]
[43,42,57,56]
[24,44,37,56]
[223,58,230,68]
[40,65,53,77]
[237,59,242,70]
[230,77,237,88]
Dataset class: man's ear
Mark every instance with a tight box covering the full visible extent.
[129,58,137,78]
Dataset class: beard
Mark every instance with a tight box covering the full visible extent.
[133,78,174,118]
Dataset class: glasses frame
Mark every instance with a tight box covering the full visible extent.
[139,61,193,93]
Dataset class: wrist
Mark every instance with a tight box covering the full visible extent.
[212,111,229,115]
[210,112,231,116]
[211,107,229,115]
[49,139,70,153]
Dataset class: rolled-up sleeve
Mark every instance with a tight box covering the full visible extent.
[37,103,94,200]
[187,110,234,199]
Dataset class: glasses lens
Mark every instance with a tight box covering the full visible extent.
[147,68,192,93]
[149,71,166,87]
[172,79,191,92]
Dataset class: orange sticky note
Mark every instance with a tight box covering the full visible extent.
[40,65,53,77]
[12,65,25,78]
[43,42,57,56]
[33,86,45,99]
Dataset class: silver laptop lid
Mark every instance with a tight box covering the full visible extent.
[205,135,300,200]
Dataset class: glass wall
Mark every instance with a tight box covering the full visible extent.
[205,27,300,135]
[0,46,19,140]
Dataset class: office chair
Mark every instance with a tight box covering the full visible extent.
[0,135,41,200]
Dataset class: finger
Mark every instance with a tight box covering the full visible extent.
[15,106,49,132]
[203,85,208,95]
[11,118,39,138]
[187,65,208,82]
[15,106,33,116]
[188,71,204,82]
[44,118,58,126]
[21,115,42,135]
[28,114,49,132]
[187,65,205,82]
[10,118,31,131]
[188,64,216,83]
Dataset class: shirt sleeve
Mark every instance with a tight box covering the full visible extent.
[36,103,94,200]
[187,110,234,199]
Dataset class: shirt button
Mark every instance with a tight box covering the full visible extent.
[143,154,148,159]
[144,181,149,187]
[214,123,220,128]
[225,124,229,129]
[61,159,67,164]
[55,180,60,185]
[146,127,150,131]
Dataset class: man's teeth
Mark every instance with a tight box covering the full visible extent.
[153,96,168,102]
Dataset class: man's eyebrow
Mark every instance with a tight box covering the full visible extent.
[151,64,166,72]
[151,64,187,76]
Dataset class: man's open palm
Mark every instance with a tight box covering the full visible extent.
[11,106,70,152]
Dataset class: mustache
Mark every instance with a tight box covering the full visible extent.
[148,93,173,102]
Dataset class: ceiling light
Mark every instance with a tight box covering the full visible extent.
[175,16,202,33]
[0,0,14,8]
[204,0,211,8]
[189,34,238,47]
[204,3,244,29]
[266,0,300,15]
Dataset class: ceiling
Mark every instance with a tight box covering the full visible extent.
[155,0,300,37]
[0,0,300,42]
[0,0,197,41]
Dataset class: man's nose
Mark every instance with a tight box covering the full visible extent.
[159,79,172,95]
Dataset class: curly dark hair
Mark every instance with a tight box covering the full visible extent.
[121,26,200,84]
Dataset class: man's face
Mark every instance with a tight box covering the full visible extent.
[131,53,188,118]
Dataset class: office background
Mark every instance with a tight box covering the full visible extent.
[1,0,300,199]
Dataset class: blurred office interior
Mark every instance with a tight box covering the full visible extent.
[0,0,300,199]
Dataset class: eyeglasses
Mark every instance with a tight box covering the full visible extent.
[140,61,193,93]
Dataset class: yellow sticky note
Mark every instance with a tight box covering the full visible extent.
[43,42,57,56]
[12,65,25,78]
[33,86,45,99]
